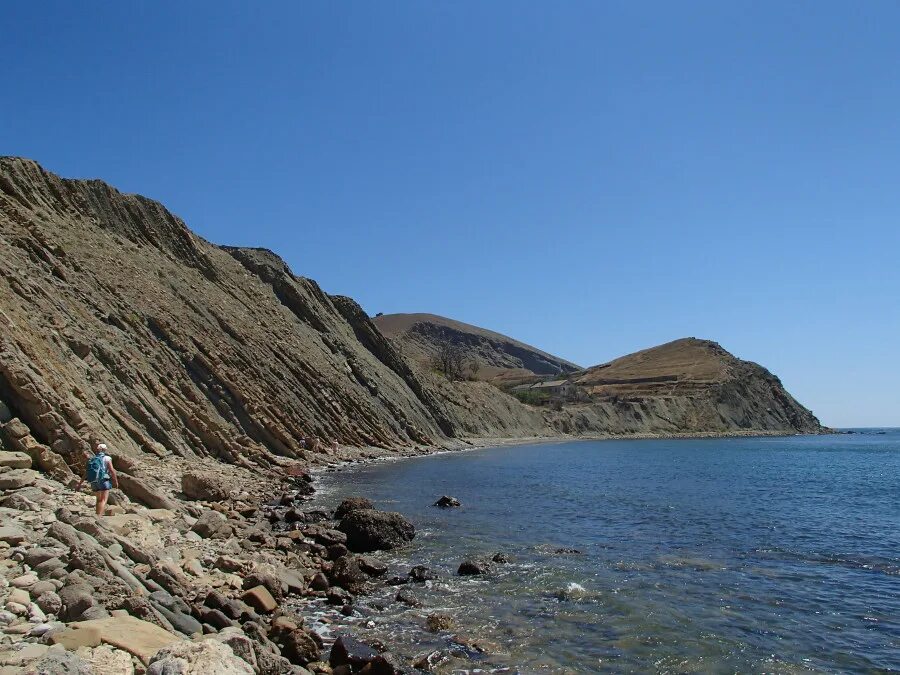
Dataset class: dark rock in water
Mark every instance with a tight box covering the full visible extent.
[281,628,322,666]
[328,543,350,560]
[338,510,415,552]
[408,565,437,583]
[413,650,449,672]
[553,547,583,555]
[457,560,490,576]
[433,495,461,508]
[426,613,454,632]
[364,653,414,675]
[334,497,374,520]
[491,552,512,564]
[357,556,388,577]
[330,556,372,594]
[326,587,354,606]
[330,635,379,670]
[395,588,422,608]
[385,575,408,586]
[310,572,330,592]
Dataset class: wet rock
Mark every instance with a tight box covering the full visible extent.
[326,587,354,606]
[394,589,422,608]
[328,543,350,560]
[334,497,373,520]
[357,556,388,577]
[281,628,322,666]
[433,496,460,508]
[310,572,330,592]
[425,613,454,632]
[491,552,512,564]
[329,635,378,670]
[338,510,415,553]
[182,470,231,501]
[385,576,408,586]
[407,566,436,583]
[553,547,583,555]
[329,556,372,594]
[457,560,490,576]
[360,652,414,675]
[148,639,255,675]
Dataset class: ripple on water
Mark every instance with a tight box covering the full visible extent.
[309,433,900,673]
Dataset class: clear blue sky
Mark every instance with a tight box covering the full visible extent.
[3,1,898,427]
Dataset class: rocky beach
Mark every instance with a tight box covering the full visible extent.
[0,442,451,674]
[0,158,834,673]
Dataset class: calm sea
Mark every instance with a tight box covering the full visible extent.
[312,431,900,673]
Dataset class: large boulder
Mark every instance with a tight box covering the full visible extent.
[0,450,31,469]
[280,628,321,666]
[148,639,254,675]
[329,635,379,670]
[328,556,371,594]
[334,497,373,520]
[0,467,37,490]
[118,473,178,510]
[338,510,415,552]
[191,509,232,539]
[181,471,230,501]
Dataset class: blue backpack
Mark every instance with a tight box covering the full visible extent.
[86,453,110,484]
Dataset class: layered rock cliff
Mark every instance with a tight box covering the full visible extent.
[0,158,823,491]
[373,313,580,383]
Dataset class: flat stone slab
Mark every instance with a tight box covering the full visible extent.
[0,525,28,546]
[73,615,183,664]
[0,452,31,469]
[0,468,37,490]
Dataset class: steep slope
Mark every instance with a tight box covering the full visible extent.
[557,338,823,434]
[0,157,824,499]
[0,158,553,491]
[373,313,580,383]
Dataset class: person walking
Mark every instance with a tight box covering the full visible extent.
[77,441,119,516]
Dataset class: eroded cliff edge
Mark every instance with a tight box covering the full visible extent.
[0,157,823,489]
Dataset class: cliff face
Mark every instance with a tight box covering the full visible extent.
[0,158,823,486]
[0,158,557,483]
[373,313,580,383]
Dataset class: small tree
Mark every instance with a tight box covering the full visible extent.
[436,343,466,381]
[467,358,481,380]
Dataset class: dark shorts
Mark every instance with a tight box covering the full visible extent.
[91,480,112,492]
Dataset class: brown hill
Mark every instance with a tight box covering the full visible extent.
[373,313,580,383]
[558,338,823,434]
[0,157,823,495]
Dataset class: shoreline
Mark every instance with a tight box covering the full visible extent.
[308,427,837,476]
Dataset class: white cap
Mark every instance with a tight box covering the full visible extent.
[97,443,107,451]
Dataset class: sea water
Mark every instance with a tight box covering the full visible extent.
[313,431,900,673]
